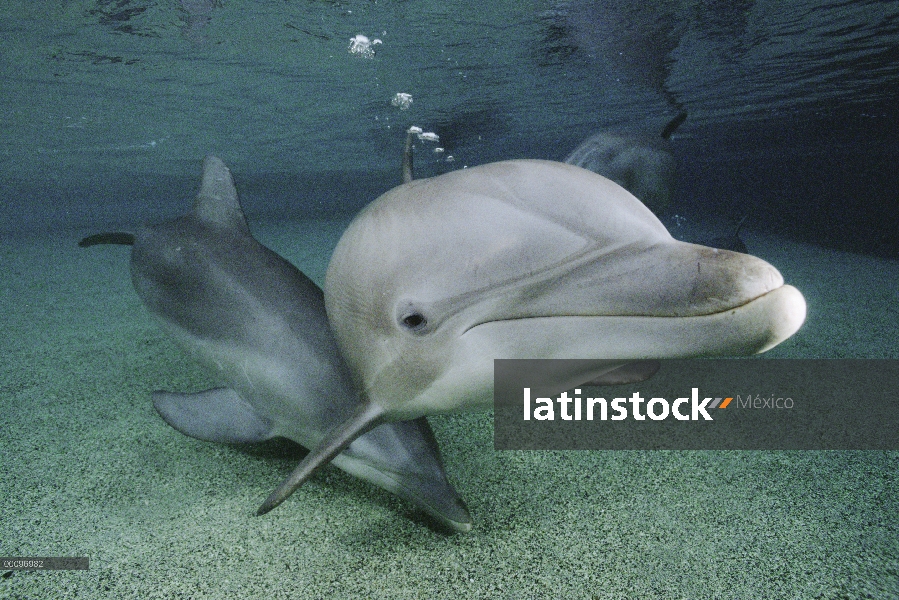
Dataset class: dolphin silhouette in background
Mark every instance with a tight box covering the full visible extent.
[80,156,472,532]
[257,158,807,514]
[564,112,687,214]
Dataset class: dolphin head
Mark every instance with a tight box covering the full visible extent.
[324,160,806,421]
[258,159,807,514]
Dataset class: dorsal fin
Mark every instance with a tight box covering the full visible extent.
[660,111,687,140]
[193,155,250,233]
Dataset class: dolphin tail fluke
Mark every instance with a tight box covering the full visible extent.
[256,402,385,516]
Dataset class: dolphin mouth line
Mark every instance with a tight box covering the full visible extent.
[460,285,788,335]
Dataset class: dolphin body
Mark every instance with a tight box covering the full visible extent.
[258,159,807,514]
[84,156,472,532]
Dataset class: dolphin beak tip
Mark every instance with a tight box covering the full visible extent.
[755,284,807,353]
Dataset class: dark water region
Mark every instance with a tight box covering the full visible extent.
[5,104,896,259]
[1,0,897,253]
[0,164,397,235]
[673,101,899,258]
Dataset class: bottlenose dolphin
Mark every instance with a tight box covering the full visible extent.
[81,156,471,532]
[564,113,686,214]
[258,159,806,514]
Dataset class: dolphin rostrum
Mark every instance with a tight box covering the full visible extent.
[81,156,472,532]
[257,159,807,514]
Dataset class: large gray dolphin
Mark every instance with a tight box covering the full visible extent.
[258,159,806,513]
[81,156,471,532]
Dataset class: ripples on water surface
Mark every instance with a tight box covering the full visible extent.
[0,0,896,253]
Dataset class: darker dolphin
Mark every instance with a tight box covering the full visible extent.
[80,156,471,532]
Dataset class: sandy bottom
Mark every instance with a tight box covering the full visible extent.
[1,218,897,599]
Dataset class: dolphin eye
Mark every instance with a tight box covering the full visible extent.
[401,312,427,331]
[396,301,432,334]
